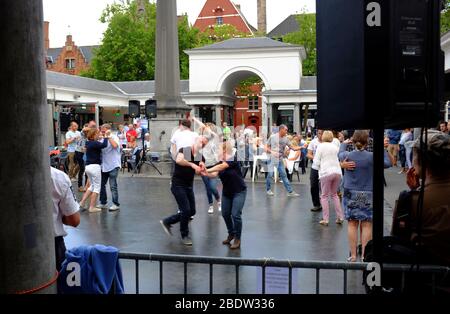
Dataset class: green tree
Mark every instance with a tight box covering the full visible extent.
[82,0,199,81]
[282,13,316,76]
[178,15,199,79]
[442,0,450,34]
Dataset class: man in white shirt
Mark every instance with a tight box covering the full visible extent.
[307,129,323,212]
[50,167,80,271]
[265,125,301,197]
[65,122,81,180]
[97,124,121,211]
[170,119,199,157]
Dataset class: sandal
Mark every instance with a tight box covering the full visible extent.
[319,220,329,226]
[347,256,357,262]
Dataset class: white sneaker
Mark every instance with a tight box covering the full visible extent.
[96,203,108,210]
[109,204,120,211]
[287,191,300,197]
[217,201,222,212]
[88,207,102,213]
[208,205,214,214]
[267,190,274,196]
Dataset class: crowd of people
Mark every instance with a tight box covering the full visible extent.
[63,120,123,213]
[54,117,450,268]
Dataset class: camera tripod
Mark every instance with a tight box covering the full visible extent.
[132,118,162,176]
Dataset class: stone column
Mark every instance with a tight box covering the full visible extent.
[267,102,273,137]
[293,103,301,134]
[215,105,222,127]
[0,0,56,294]
[152,0,190,158]
[95,103,100,126]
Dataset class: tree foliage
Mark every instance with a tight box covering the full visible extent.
[82,0,198,81]
[442,0,450,34]
[282,13,316,76]
[83,1,256,86]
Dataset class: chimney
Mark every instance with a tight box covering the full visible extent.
[137,0,146,15]
[44,21,49,50]
[257,0,267,34]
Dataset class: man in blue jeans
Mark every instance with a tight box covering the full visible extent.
[97,124,121,211]
[265,125,300,197]
[160,136,208,246]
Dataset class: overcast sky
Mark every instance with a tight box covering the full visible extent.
[43,0,315,48]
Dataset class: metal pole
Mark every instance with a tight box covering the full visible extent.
[372,126,385,293]
[0,0,57,293]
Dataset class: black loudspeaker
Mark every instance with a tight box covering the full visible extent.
[59,113,71,131]
[145,99,157,119]
[128,100,140,118]
[316,0,444,130]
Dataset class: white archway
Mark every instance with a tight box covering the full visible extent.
[216,66,271,93]
[186,37,304,94]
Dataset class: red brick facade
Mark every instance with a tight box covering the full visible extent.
[194,1,263,130]
[193,0,254,34]
[233,84,263,131]
[46,35,91,75]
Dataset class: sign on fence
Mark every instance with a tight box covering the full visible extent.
[256,267,299,294]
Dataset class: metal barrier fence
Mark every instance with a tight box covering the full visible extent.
[118,252,449,294]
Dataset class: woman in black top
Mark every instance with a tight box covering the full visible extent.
[79,128,109,213]
[202,141,247,249]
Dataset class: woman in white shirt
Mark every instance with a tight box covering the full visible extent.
[285,138,301,181]
[313,130,344,226]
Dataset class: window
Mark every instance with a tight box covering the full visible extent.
[216,16,223,25]
[248,96,259,111]
[65,58,75,69]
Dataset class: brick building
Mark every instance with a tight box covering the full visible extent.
[193,0,268,130]
[193,0,256,34]
[44,22,98,75]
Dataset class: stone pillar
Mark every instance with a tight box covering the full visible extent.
[294,103,301,134]
[0,0,56,294]
[95,103,100,126]
[152,0,190,159]
[267,102,273,137]
[215,105,222,127]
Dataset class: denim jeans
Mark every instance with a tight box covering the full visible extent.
[201,176,220,205]
[164,185,196,238]
[265,158,293,193]
[221,190,246,240]
[100,167,120,206]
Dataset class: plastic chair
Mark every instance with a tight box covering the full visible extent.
[292,161,301,181]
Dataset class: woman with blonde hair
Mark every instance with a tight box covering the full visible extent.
[285,137,301,181]
[313,130,344,226]
[201,141,247,249]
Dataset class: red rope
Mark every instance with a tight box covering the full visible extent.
[14,271,59,294]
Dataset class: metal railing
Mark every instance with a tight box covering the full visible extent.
[118,252,449,294]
